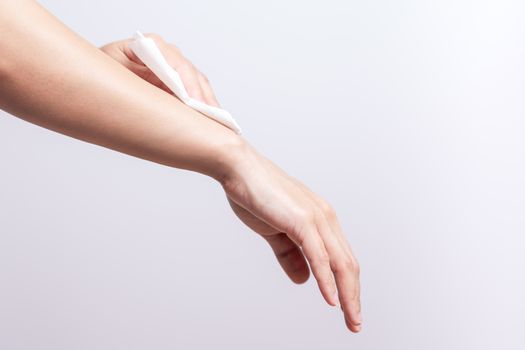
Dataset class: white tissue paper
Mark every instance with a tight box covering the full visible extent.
[128,31,242,134]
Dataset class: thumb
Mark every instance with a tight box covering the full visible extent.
[265,233,310,284]
[226,197,310,284]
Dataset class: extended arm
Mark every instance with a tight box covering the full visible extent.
[0,0,362,332]
[0,0,238,180]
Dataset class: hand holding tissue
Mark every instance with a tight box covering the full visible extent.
[128,31,242,134]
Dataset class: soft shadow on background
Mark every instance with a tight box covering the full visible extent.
[1,1,524,349]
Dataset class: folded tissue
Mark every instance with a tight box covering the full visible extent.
[128,31,242,134]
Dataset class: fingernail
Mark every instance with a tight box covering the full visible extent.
[356,312,362,325]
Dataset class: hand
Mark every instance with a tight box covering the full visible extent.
[2,0,360,333]
[100,33,220,106]
[103,33,362,333]
[223,143,362,332]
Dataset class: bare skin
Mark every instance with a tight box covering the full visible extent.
[0,0,362,332]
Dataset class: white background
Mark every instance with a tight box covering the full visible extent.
[1,0,524,349]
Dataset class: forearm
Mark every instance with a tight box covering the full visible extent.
[0,2,363,332]
[0,0,243,181]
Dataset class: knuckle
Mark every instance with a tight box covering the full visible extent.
[144,33,164,44]
[178,59,192,70]
[294,208,316,226]
[319,252,330,266]
[166,42,181,52]
[335,256,359,273]
[287,207,317,244]
[145,33,164,43]
[200,73,210,83]
[318,198,336,220]
[322,276,335,289]
[182,61,197,73]
[316,251,330,266]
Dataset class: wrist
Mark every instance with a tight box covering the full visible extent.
[204,133,252,184]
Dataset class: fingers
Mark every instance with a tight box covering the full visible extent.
[286,179,362,332]
[111,34,221,106]
[286,178,362,332]
[139,34,219,106]
[314,198,362,330]
[331,218,361,305]
[333,250,362,333]
[125,61,173,93]
[176,62,206,102]
[223,152,361,331]
[263,162,362,332]
[313,213,361,333]
[298,225,339,307]
[265,234,310,284]
[198,72,220,107]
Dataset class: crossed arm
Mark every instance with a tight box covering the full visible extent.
[0,0,362,332]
